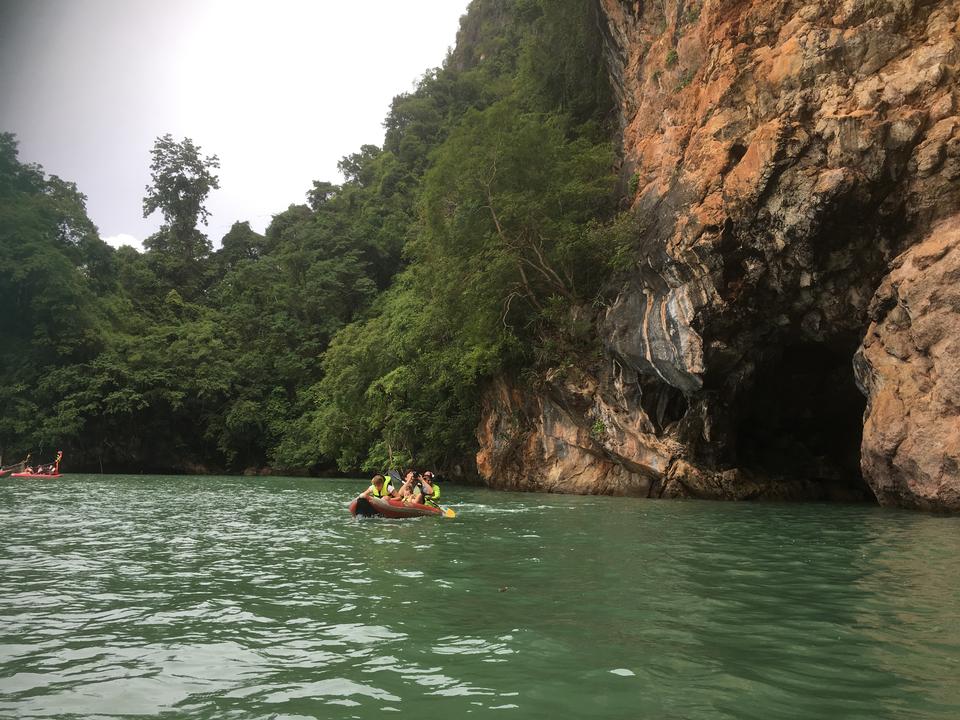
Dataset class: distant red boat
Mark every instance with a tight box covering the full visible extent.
[349,495,448,519]
[12,450,63,478]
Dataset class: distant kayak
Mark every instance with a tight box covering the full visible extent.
[8,451,62,478]
[349,495,446,519]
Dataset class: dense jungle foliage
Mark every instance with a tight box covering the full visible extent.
[0,0,630,475]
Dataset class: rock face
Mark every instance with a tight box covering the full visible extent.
[476,369,862,501]
[855,215,960,511]
[476,371,679,497]
[476,0,960,508]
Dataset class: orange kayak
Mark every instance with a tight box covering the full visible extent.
[349,495,443,518]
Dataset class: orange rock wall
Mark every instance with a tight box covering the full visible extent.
[476,0,960,508]
[855,215,960,510]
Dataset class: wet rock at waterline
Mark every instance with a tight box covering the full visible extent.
[855,216,960,511]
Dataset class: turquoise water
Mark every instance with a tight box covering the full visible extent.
[1,475,959,719]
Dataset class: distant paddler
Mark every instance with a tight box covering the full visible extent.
[34,450,63,476]
[9,451,62,478]
[0,453,32,478]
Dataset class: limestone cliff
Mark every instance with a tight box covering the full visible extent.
[476,0,960,508]
[855,214,960,511]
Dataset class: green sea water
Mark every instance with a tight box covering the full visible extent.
[1,474,958,719]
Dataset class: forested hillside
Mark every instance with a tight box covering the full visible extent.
[0,0,629,475]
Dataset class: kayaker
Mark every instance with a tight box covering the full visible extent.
[360,474,395,500]
[400,470,433,504]
[413,471,441,508]
[397,470,418,502]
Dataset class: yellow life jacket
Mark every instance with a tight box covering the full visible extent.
[418,481,440,505]
[370,480,392,498]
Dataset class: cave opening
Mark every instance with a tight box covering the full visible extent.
[639,376,687,433]
[734,341,869,496]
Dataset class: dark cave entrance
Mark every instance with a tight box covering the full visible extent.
[734,341,869,496]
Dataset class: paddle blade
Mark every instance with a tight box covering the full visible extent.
[443,507,456,519]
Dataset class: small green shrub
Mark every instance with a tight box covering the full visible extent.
[590,418,607,441]
[675,68,695,92]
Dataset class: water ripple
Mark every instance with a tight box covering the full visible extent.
[1,476,959,718]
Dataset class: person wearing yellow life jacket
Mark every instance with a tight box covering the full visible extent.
[360,474,395,500]
[413,471,441,508]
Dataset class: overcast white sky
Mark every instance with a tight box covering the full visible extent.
[0,0,471,250]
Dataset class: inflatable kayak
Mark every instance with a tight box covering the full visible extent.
[11,472,61,479]
[350,495,447,519]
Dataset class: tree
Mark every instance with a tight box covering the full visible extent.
[143,134,220,235]
[418,100,615,339]
[213,221,268,275]
[337,145,382,187]
[142,134,220,297]
[286,0,620,473]
[518,0,614,126]
[0,133,116,462]
[0,0,623,475]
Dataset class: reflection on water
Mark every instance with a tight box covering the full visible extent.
[1,475,959,719]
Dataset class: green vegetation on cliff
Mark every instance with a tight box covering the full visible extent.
[0,0,624,474]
